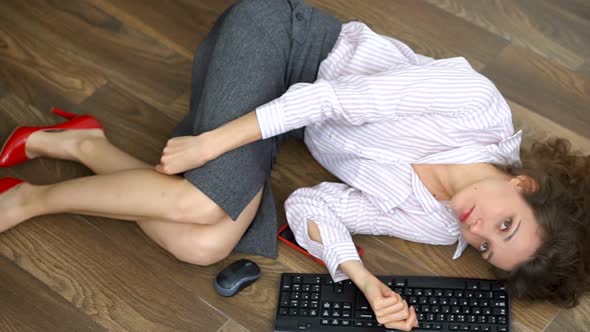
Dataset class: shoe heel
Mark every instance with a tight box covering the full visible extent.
[51,107,78,120]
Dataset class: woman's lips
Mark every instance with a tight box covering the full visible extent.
[460,206,475,223]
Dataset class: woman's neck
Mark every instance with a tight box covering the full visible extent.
[413,163,509,201]
[444,163,510,196]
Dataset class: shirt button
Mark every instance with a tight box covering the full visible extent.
[295,12,304,21]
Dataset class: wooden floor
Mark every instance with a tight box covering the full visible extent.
[1,0,589,331]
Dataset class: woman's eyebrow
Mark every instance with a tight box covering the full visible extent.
[504,219,522,242]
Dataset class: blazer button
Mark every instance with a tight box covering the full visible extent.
[295,12,304,21]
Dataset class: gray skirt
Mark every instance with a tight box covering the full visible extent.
[170,0,341,258]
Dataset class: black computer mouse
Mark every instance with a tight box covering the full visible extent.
[213,259,261,297]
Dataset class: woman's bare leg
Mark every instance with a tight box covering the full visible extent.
[1,129,262,265]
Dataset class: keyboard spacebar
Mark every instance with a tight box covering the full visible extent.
[406,278,465,289]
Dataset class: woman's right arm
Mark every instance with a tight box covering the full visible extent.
[286,183,418,331]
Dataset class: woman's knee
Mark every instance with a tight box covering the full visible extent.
[170,229,232,266]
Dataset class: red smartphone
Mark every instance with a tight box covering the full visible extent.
[277,223,364,265]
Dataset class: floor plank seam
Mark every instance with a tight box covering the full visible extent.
[540,307,562,332]
[216,320,232,332]
[199,297,231,321]
[371,236,438,275]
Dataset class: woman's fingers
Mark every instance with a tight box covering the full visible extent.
[373,293,401,312]
[375,300,406,319]
[373,292,401,311]
[382,305,418,331]
[376,301,409,324]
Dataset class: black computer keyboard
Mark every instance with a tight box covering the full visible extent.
[274,273,511,332]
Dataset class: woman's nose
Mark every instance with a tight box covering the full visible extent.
[468,218,485,235]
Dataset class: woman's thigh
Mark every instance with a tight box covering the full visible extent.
[163,187,264,265]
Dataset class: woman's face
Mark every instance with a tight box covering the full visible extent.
[450,176,542,271]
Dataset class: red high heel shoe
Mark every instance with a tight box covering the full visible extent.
[0,107,104,167]
[0,177,24,194]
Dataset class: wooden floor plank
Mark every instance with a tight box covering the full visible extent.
[0,85,8,100]
[307,0,509,70]
[216,319,250,332]
[0,217,228,332]
[482,45,590,139]
[555,0,590,23]
[0,7,107,114]
[95,0,233,60]
[509,99,590,154]
[0,255,107,332]
[544,294,590,332]
[426,0,589,70]
[4,0,192,111]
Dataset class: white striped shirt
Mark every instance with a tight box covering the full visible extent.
[255,22,522,282]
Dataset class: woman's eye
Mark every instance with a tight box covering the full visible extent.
[501,218,512,231]
[479,241,489,253]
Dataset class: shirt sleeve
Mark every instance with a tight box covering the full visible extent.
[284,182,368,282]
[255,63,493,139]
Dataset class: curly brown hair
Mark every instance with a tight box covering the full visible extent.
[493,137,590,307]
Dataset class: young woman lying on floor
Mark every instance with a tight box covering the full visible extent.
[1,0,588,330]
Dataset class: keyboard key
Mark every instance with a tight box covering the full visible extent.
[494,291,507,300]
[320,319,329,325]
[467,281,480,290]
[494,308,507,316]
[355,312,374,319]
[303,276,321,284]
[279,308,288,316]
[493,300,507,307]
[341,320,351,326]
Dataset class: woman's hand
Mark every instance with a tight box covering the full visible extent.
[155,133,219,174]
[359,274,418,331]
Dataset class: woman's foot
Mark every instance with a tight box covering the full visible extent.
[25,129,106,162]
[0,181,33,233]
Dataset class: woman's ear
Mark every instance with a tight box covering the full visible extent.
[513,175,540,194]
